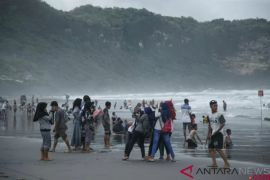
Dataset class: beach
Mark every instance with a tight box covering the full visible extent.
[1,90,270,180]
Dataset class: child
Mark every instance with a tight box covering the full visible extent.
[224,129,233,148]
[186,124,203,148]
[190,113,196,125]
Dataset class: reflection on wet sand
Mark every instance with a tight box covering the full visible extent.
[1,103,270,165]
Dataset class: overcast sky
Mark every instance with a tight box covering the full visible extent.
[43,0,270,21]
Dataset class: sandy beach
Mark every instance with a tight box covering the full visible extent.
[1,92,270,180]
[0,136,268,180]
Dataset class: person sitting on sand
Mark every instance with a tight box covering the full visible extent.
[186,124,203,149]
[33,102,54,161]
[113,118,124,134]
[112,112,117,125]
[50,101,72,153]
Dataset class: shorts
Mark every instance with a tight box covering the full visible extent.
[183,122,191,131]
[40,130,51,151]
[103,124,111,135]
[104,129,111,135]
[208,132,223,149]
[186,139,197,148]
[54,130,67,140]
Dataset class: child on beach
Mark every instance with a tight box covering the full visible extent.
[50,101,72,153]
[190,113,196,125]
[224,129,233,158]
[186,124,203,149]
[33,102,54,161]
[224,129,233,148]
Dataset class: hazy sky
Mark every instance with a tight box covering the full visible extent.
[43,0,270,21]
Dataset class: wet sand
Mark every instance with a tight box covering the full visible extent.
[0,96,270,180]
[0,136,267,180]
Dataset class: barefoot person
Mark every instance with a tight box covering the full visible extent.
[50,101,72,152]
[33,102,54,161]
[186,124,203,149]
[181,99,192,145]
[81,101,96,152]
[102,101,112,148]
[208,100,230,168]
[71,98,82,151]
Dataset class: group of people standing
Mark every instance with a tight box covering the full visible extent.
[123,100,177,162]
[33,95,230,168]
[33,95,112,161]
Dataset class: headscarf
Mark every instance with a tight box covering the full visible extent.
[33,102,49,122]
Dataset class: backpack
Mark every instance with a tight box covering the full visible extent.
[165,100,176,120]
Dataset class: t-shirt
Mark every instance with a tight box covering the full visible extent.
[154,116,163,130]
[208,112,226,135]
[181,104,191,123]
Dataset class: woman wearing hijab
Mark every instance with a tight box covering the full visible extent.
[71,98,82,151]
[33,102,54,160]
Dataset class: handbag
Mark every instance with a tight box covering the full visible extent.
[161,119,172,133]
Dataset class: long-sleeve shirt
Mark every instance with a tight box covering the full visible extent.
[39,115,53,130]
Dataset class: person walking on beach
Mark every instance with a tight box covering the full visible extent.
[148,101,176,162]
[122,107,150,161]
[102,101,112,148]
[207,100,230,168]
[181,99,192,145]
[223,100,227,112]
[71,98,82,151]
[33,102,54,161]
[50,101,72,153]
[81,101,95,152]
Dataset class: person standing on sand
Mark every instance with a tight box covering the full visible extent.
[80,95,91,148]
[148,101,176,162]
[207,100,230,168]
[102,101,112,148]
[81,101,95,152]
[181,99,192,145]
[71,98,82,151]
[33,102,54,161]
[50,101,72,153]
[13,100,17,114]
[223,100,227,112]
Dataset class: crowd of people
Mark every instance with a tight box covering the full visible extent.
[30,95,231,167]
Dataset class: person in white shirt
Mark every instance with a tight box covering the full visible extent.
[181,99,192,143]
[207,100,230,168]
